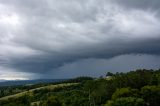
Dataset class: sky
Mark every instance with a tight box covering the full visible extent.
[0,0,160,80]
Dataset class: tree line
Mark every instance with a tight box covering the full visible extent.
[0,69,160,106]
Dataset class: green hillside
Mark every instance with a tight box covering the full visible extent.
[0,69,160,106]
[0,83,78,101]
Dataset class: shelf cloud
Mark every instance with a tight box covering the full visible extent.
[0,0,160,79]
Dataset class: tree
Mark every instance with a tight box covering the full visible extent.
[105,97,145,106]
[42,96,62,106]
[111,88,139,100]
[106,72,114,77]
[84,80,94,102]
[18,94,31,106]
[141,85,160,106]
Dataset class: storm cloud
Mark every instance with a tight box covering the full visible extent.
[0,0,160,79]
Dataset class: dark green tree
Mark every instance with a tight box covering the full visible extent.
[111,88,139,100]
[105,97,145,106]
[42,96,62,106]
[141,85,160,106]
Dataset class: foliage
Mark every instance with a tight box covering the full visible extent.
[106,72,114,76]
[141,85,160,106]
[40,96,62,106]
[111,88,139,100]
[0,69,160,106]
[105,97,145,106]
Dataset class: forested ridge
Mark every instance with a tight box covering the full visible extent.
[0,69,160,106]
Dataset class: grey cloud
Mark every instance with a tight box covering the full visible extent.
[113,0,160,10]
[0,0,160,79]
[42,54,160,79]
[112,0,160,17]
[4,38,160,74]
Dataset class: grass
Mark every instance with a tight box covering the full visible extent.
[31,101,40,106]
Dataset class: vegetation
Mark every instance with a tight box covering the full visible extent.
[0,69,160,106]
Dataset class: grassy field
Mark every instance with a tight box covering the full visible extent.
[0,83,78,101]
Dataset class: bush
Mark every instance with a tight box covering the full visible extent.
[41,96,62,106]
[141,85,160,106]
[105,97,145,106]
[112,88,139,100]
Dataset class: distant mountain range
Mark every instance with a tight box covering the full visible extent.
[0,79,66,86]
[0,80,6,82]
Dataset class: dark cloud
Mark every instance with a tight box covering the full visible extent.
[41,54,160,79]
[113,0,160,10]
[0,0,160,79]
